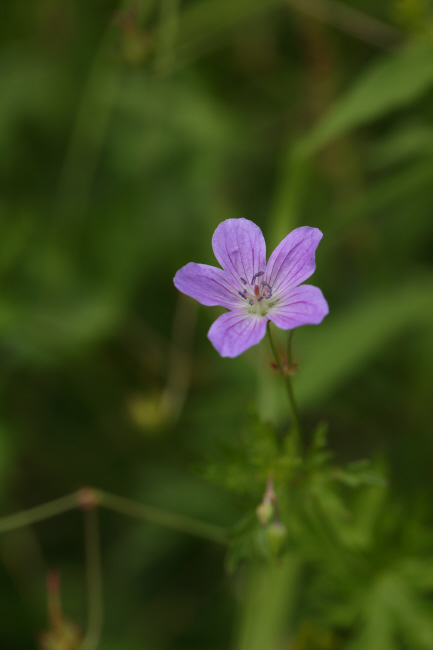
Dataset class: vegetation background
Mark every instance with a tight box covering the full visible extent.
[1,0,433,648]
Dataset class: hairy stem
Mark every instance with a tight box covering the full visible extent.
[267,322,302,454]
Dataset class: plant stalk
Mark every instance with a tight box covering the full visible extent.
[267,322,302,454]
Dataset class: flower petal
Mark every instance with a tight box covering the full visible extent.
[208,310,267,357]
[266,227,323,296]
[267,284,329,330]
[174,263,242,309]
[212,218,266,288]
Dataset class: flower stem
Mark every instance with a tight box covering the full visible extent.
[0,489,228,546]
[98,490,228,546]
[266,322,303,454]
[0,493,80,533]
[287,329,295,369]
[83,507,103,650]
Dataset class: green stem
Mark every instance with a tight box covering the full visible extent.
[0,493,80,533]
[235,556,301,650]
[83,508,103,650]
[98,490,228,546]
[0,489,228,546]
[287,329,295,369]
[266,323,302,453]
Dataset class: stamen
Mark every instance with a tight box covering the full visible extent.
[238,291,246,299]
[261,282,272,298]
[257,296,264,302]
[249,300,255,306]
[240,277,247,285]
[251,271,264,284]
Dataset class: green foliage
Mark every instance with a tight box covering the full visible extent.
[1,1,433,649]
[301,38,433,156]
[207,419,386,573]
[262,275,433,416]
[202,413,300,495]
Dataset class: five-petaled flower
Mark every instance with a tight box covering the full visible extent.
[174,219,329,358]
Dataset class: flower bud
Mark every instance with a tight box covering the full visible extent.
[264,522,288,558]
[256,499,274,526]
[255,522,288,559]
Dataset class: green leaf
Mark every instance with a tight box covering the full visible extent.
[297,274,433,408]
[301,39,433,156]
[367,122,433,170]
[334,461,386,488]
[260,275,433,422]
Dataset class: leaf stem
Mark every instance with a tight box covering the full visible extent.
[266,322,303,454]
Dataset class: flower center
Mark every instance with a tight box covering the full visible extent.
[238,272,273,315]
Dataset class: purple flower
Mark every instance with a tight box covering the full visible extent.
[174,219,329,358]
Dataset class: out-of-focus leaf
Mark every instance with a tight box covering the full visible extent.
[297,274,433,408]
[367,122,433,170]
[347,573,433,650]
[332,157,433,229]
[176,0,280,64]
[0,53,63,154]
[301,39,433,156]
[333,461,386,488]
[0,291,122,363]
[0,424,12,498]
[260,275,433,421]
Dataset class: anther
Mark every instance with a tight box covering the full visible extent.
[239,291,246,299]
[240,277,247,285]
[249,300,255,305]
[261,282,272,298]
[251,271,264,284]
[257,296,264,302]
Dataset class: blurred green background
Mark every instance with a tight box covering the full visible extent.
[1,0,433,648]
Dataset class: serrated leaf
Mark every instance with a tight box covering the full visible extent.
[334,461,386,488]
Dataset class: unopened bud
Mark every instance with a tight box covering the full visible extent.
[256,499,274,526]
[266,522,288,557]
[255,522,288,559]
